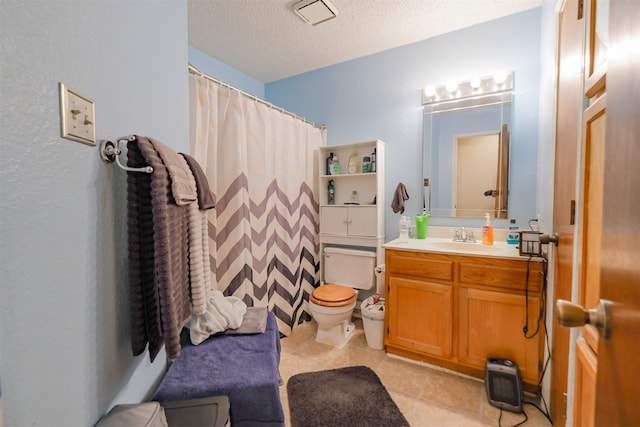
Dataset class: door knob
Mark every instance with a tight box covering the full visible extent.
[556,299,611,340]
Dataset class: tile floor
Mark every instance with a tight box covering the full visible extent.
[278,319,552,427]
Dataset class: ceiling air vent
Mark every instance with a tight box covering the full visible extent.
[294,0,339,26]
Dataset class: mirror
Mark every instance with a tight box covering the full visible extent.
[423,93,512,218]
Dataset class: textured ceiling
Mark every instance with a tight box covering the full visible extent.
[188,0,543,83]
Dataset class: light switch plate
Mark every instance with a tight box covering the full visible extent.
[59,82,96,146]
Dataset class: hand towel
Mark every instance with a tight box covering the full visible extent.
[391,182,410,214]
[188,291,248,345]
[224,307,269,335]
[181,153,215,210]
[148,137,197,206]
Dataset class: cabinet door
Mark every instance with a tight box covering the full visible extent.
[387,276,452,357]
[320,206,377,237]
[347,206,377,236]
[320,206,348,235]
[458,287,541,386]
[574,336,597,427]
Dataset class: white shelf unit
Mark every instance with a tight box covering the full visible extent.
[318,140,385,288]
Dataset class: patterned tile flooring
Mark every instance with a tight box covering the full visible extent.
[278,319,552,427]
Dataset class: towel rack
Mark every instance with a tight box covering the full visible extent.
[99,135,153,173]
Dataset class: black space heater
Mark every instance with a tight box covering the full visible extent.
[485,358,523,413]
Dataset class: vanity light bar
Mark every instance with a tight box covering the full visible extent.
[422,72,514,105]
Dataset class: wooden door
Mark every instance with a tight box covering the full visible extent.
[593,0,640,423]
[495,124,509,219]
[551,0,584,423]
[573,90,606,427]
[557,0,640,425]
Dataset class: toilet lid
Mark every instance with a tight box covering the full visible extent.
[310,284,357,307]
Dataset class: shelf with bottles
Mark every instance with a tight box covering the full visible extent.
[321,176,377,206]
[320,141,379,177]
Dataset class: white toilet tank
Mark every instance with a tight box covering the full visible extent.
[324,247,376,290]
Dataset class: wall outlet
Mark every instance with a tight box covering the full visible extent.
[59,82,96,146]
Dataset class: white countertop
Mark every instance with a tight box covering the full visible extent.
[382,237,530,260]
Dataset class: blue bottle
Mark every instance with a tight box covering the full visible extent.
[507,219,519,245]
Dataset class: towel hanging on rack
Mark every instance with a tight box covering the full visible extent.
[127,136,192,361]
[391,182,410,214]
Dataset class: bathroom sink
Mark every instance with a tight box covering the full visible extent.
[428,240,498,253]
[384,237,523,259]
[426,239,499,254]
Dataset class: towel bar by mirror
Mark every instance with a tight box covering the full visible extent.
[99,135,153,173]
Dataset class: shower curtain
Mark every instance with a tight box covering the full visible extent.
[191,77,324,335]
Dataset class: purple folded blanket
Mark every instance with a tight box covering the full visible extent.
[153,312,284,427]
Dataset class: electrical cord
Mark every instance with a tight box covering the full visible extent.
[523,254,549,339]
[498,408,528,427]
[522,254,553,425]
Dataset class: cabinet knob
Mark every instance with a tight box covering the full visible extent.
[556,299,611,340]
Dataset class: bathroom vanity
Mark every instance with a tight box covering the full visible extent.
[383,238,545,392]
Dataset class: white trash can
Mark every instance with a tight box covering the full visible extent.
[361,296,385,350]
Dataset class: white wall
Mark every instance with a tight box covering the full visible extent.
[0,1,189,425]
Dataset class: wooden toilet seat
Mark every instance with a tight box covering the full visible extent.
[310,284,357,307]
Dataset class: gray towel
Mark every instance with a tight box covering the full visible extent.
[391,182,409,214]
[224,307,269,335]
[181,153,215,210]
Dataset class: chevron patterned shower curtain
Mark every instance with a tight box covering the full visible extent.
[190,77,323,335]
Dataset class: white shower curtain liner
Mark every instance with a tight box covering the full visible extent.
[190,76,325,335]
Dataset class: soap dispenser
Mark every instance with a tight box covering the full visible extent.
[482,213,494,246]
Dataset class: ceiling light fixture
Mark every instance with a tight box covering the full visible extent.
[422,71,514,105]
[293,0,339,26]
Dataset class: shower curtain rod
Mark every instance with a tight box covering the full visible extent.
[188,64,325,130]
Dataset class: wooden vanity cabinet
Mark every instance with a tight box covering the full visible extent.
[386,251,454,358]
[385,249,544,392]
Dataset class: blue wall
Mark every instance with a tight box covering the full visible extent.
[0,1,189,425]
[189,46,265,99]
[266,8,543,238]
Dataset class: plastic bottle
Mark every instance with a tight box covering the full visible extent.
[398,215,409,243]
[327,180,335,205]
[507,219,519,245]
[482,213,494,246]
[371,148,376,173]
[362,156,371,173]
[326,152,333,175]
[348,154,357,174]
[331,154,340,175]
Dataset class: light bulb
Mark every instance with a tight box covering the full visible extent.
[470,78,481,89]
[446,81,458,94]
[494,71,507,85]
[424,86,436,97]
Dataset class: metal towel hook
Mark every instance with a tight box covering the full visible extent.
[99,136,153,174]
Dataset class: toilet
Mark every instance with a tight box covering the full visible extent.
[308,247,377,347]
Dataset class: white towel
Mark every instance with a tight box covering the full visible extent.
[188,291,247,345]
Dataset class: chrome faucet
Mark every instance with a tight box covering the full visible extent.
[453,227,475,243]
